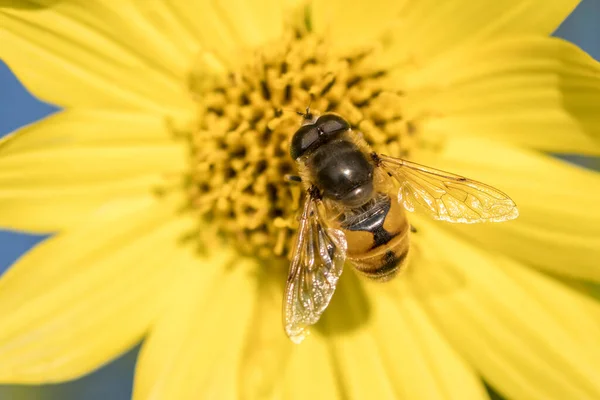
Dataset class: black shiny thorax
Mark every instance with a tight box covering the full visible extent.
[306,139,374,206]
[291,113,375,207]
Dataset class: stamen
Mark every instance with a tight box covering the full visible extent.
[183,31,419,262]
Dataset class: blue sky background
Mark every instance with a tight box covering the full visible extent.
[0,2,599,399]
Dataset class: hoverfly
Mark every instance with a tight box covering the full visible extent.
[283,110,518,343]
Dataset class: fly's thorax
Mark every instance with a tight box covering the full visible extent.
[299,134,375,207]
[337,193,410,281]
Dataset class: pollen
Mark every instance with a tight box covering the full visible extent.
[184,30,417,260]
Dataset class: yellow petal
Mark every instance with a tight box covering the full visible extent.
[372,284,489,400]
[311,0,404,50]
[415,136,600,282]
[0,1,195,111]
[0,194,192,383]
[0,109,186,233]
[411,37,600,154]
[167,0,284,70]
[238,268,340,400]
[379,0,580,67]
[239,268,294,399]
[318,273,395,399]
[283,334,340,400]
[132,252,256,400]
[407,217,600,400]
[317,271,488,400]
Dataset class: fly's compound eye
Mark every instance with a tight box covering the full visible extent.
[289,114,351,160]
[315,114,350,136]
[290,124,320,160]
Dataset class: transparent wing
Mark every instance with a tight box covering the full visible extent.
[283,195,347,344]
[378,154,519,223]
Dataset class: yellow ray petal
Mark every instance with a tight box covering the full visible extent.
[0,1,196,111]
[132,252,256,400]
[407,217,600,400]
[317,271,488,400]
[0,109,186,233]
[145,0,284,71]
[414,136,600,282]
[410,37,600,154]
[372,283,489,400]
[238,268,294,399]
[283,334,340,400]
[379,0,580,67]
[317,273,395,399]
[311,0,405,50]
[0,194,192,383]
[236,267,341,400]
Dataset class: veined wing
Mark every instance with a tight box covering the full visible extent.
[378,154,518,223]
[283,194,347,343]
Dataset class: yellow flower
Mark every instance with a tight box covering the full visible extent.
[1,0,600,399]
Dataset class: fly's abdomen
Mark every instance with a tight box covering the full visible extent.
[339,194,410,281]
[348,236,410,281]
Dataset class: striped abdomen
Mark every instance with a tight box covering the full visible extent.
[338,194,410,281]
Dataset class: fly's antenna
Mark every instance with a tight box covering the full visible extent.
[275,104,313,122]
[303,105,313,121]
[303,94,314,121]
[275,92,316,122]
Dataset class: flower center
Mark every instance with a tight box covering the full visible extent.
[185,29,418,260]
